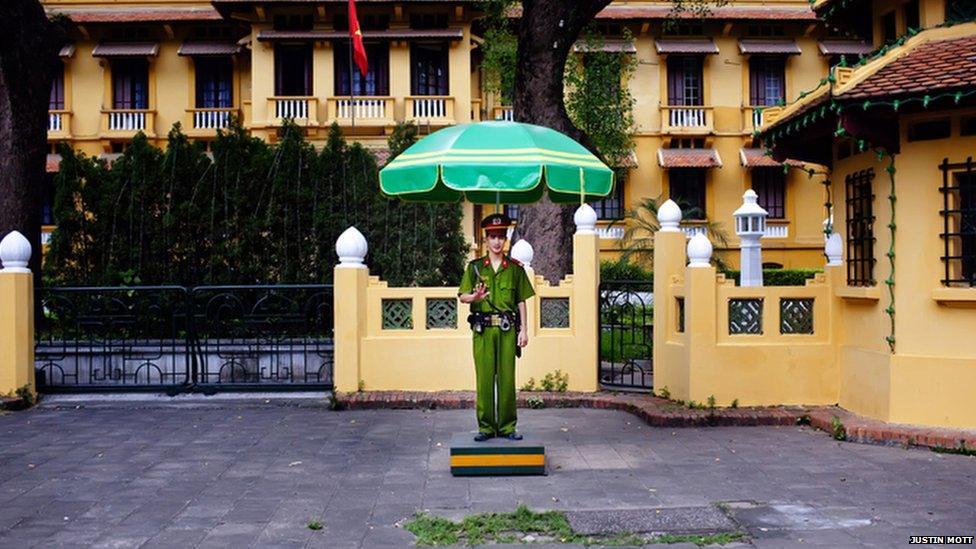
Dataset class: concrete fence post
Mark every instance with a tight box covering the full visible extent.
[0,231,35,395]
[333,227,369,393]
[572,204,599,392]
[652,200,688,395]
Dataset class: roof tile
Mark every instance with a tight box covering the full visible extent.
[842,35,976,99]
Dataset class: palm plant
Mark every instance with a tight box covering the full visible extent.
[612,196,731,270]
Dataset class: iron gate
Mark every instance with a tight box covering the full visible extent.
[598,280,653,390]
[35,285,334,393]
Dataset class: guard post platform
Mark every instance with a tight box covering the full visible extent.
[449,433,547,476]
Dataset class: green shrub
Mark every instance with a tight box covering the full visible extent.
[720,268,821,287]
[600,258,653,283]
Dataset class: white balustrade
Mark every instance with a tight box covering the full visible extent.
[680,225,708,238]
[108,111,146,131]
[494,108,514,122]
[596,226,625,239]
[194,110,231,129]
[338,98,386,120]
[752,108,764,129]
[669,107,707,128]
[412,98,447,119]
[48,113,62,132]
[763,224,789,238]
[275,99,309,120]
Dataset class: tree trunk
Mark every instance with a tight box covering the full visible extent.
[511,0,611,283]
[0,1,65,279]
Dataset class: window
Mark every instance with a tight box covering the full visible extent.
[112,58,149,109]
[752,168,786,219]
[907,119,951,142]
[335,42,389,96]
[273,14,313,31]
[666,56,703,106]
[50,63,65,111]
[881,11,897,44]
[591,175,624,220]
[669,169,706,219]
[195,57,233,108]
[962,117,976,136]
[411,43,449,96]
[274,44,312,96]
[903,0,920,30]
[947,0,976,21]
[845,168,876,286]
[940,158,976,287]
[410,13,449,29]
[749,57,785,107]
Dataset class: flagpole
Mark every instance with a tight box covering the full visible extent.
[349,37,356,129]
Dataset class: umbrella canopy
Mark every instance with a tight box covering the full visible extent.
[379,121,614,204]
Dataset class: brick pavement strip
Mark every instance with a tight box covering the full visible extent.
[339,390,976,450]
[0,404,974,548]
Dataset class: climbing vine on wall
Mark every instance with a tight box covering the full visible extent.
[45,121,467,287]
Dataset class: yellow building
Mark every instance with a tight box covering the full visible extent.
[42,0,860,267]
[745,0,976,427]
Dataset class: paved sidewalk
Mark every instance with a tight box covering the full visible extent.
[0,402,973,548]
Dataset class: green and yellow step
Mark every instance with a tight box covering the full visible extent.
[450,433,546,476]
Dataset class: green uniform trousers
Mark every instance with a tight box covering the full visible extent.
[473,326,517,436]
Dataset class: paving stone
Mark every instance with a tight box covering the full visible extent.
[566,506,735,535]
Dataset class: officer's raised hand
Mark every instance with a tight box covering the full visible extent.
[472,282,489,302]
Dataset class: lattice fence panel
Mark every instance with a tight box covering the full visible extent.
[728,298,763,335]
[780,298,814,334]
[382,299,413,330]
[425,298,457,329]
[540,298,570,329]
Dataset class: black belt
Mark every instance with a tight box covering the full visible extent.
[468,311,516,331]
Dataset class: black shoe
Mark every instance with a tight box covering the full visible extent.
[502,432,523,441]
[473,432,492,442]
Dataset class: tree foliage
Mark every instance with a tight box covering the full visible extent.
[44,121,466,287]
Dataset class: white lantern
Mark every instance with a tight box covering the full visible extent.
[733,190,768,287]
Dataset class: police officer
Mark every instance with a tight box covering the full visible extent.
[457,213,535,442]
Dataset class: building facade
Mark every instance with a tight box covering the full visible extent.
[42,0,863,267]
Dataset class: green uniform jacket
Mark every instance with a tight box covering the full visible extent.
[457,255,535,311]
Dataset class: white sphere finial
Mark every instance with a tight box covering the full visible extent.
[687,233,712,267]
[825,232,843,266]
[0,231,31,273]
[574,203,597,234]
[510,239,534,269]
[658,199,682,232]
[335,226,368,268]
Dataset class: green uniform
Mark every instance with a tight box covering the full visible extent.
[458,255,535,436]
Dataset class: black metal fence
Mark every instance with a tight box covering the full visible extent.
[35,285,334,393]
[598,280,653,390]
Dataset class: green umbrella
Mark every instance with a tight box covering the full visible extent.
[379,121,614,204]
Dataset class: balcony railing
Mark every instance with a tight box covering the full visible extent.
[101,109,155,136]
[493,106,514,122]
[268,96,319,125]
[764,221,789,239]
[326,97,394,126]
[406,96,455,124]
[48,110,70,136]
[471,98,482,121]
[661,105,713,134]
[188,108,238,131]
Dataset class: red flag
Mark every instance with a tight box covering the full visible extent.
[348,0,368,78]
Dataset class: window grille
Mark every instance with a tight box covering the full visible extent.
[940,157,976,287]
[591,174,624,220]
[752,167,786,219]
[845,168,876,286]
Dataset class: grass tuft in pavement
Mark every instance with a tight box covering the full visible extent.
[403,504,745,546]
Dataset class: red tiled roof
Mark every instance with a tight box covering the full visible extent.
[92,43,160,57]
[818,40,873,56]
[739,148,803,168]
[178,41,242,56]
[597,4,817,21]
[841,35,976,100]
[658,148,722,168]
[655,39,718,55]
[46,154,61,174]
[50,7,222,23]
[373,148,392,167]
[256,28,463,41]
[738,39,801,55]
